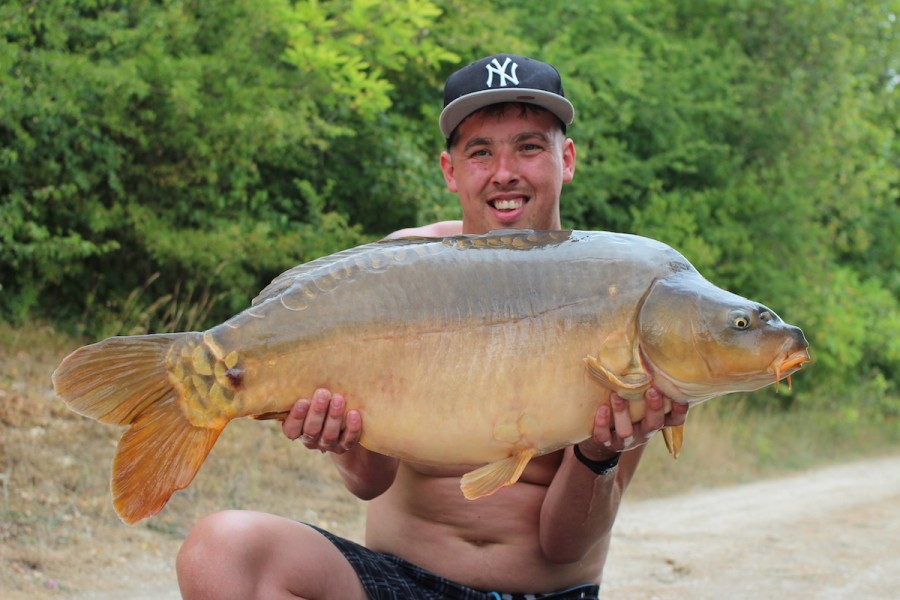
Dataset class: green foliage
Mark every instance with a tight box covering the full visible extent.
[552,0,899,406]
[1,0,897,416]
[283,0,454,120]
[278,0,461,236]
[0,0,402,330]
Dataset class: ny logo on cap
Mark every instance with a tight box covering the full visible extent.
[485,57,519,88]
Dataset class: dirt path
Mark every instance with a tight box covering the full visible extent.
[59,455,900,599]
[603,454,900,599]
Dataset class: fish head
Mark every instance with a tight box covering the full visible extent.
[637,272,810,404]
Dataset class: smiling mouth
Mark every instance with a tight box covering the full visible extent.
[489,198,527,211]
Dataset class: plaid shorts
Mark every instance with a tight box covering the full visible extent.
[309,525,600,600]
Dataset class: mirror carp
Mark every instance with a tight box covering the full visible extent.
[52,230,810,524]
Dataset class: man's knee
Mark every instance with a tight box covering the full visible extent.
[180,510,256,560]
[177,510,264,598]
[177,510,365,600]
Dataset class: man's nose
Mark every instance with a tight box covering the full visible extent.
[491,152,520,186]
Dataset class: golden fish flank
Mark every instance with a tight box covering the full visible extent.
[51,229,810,524]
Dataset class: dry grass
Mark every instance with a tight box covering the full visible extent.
[0,322,364,599]
[1,321,894,598]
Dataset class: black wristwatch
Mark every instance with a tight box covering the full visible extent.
[573,444,621,476]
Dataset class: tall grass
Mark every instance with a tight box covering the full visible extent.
[80,267,228,339]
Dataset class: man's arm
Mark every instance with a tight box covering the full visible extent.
[282,389,398,500]
[538,389,689,563]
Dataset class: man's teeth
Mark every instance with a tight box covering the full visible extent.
[493,199,523,210]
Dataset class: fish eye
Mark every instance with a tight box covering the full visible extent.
[730,311,752,330]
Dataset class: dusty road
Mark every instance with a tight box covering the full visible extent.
[71,455,900,599]
[603,454,900,599]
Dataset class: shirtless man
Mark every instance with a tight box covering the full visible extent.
[176,54,688,599]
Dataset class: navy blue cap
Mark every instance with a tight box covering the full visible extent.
[440,54,575,138]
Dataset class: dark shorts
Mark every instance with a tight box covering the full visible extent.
[309,525,600,600]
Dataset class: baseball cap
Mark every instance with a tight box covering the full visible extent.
[439,54,575,139]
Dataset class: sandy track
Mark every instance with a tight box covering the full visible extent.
[603,455,900,599]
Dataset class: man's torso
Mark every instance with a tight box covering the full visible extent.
[364,451,609,592]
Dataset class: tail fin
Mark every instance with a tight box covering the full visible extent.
[52,334,223,524]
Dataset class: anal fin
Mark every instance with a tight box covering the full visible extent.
[252,410,291,421]
[460,448,537,500]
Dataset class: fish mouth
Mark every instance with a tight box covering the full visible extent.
[772,349,810,391]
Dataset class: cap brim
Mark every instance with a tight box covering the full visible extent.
[439,88,575,138]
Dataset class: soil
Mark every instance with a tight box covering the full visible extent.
[603,454,900,599]
[23,454,900,599]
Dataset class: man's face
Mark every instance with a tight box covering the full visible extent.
[440,106,576,235]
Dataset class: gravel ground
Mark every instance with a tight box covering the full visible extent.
[604,454,900,599]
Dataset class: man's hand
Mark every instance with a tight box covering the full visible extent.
[578,388,688,458]
[281,388,362,454]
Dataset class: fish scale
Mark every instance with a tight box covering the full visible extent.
[166,336,238,428]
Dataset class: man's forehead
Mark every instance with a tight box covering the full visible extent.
[456,108,562,143]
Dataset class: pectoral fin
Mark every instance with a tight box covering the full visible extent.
[460,448,538,500]
[584,355,652,400]
[662,424,685,459]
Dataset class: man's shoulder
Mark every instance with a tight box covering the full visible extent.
[385,220,463,240]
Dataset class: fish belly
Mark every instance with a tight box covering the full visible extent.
[218,315,607,466]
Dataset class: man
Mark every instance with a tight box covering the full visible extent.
[177,54,688,599]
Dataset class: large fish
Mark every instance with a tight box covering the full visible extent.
[52,230,809,524]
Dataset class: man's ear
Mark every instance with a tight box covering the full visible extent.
[562,138,576,184]
[440,151,458,192]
